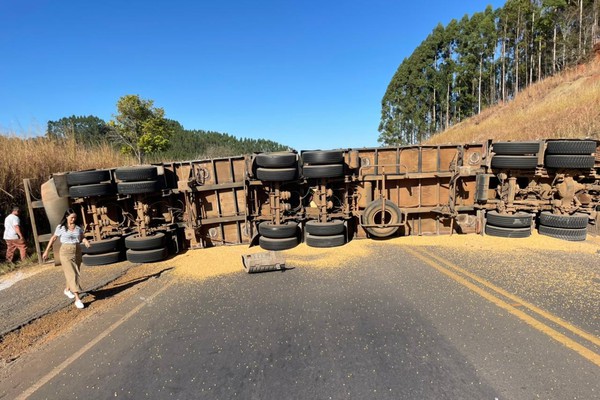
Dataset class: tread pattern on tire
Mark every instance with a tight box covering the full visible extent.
[255,152,297,168]
[115,166,158,181]
[491,155,538,169]
[82,236,122,255]
[486,211,532,228]
[255,167,297,182]
[484,224,531,238]
[69,183,114,198]
[302,164,344,179]
[82,251,121,266]
[302,150,344,165]
[67,170,111,186]
[539,212,588,229]
[492,142,540,155]
[126,247,168,263]
[544,155,595,169]
[117,180,163,195]
[538,225,587,241]
[258,236,299,251]
[546,140,596,155]
[305,233,345,248]
[125,232,166,250]
[258,222,298,239]
[305,220,345,236]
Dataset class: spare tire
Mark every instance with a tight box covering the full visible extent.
[362,199,402,238]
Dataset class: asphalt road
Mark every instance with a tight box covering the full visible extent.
[1,241,599,400]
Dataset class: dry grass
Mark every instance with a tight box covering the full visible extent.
[426,60,600,144]
[0,134,133,210]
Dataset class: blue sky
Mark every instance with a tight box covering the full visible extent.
[0,0,505,151]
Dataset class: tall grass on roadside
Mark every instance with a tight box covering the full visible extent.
[0,133,133,215]
[427,60,600,145]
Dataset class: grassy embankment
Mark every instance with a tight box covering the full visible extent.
[426,59,600,144]
[0,134,133,274]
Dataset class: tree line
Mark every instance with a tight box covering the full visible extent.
[47,95,290,163]
[379,0,600,145]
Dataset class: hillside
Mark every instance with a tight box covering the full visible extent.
[425,59,600,145]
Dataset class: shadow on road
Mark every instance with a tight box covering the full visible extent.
[88,267,174,301]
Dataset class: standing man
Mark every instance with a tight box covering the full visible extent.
[4,206,27,263]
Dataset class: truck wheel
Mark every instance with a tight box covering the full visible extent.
[255,152,297,168]
[305,233,345,248]
[486,211,532,229]
[302,164,344,179]
[491,155,538,169]
[362,199,402,238]
[67,169,111,186]
[538,225,587,241]
[492,142,540,155]
[83,251,122,266]
[258,236,298,251]
[544,155,595,169]
[302,150,344,165]
[125,232,166,250]
[546,140,597,155]
[305,220,345,236]
[69,183,114,198]
[82,236,122,255]
[539,212,588,229]
[258,222,298,239]
[126,247,168,263]
[117,180,163,195]
[255,168,297,182]
[484,224,531,238]
[115,166,158,181]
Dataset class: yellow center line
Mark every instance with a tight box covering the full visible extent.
[403,247,600,368]
[416,247,600,348]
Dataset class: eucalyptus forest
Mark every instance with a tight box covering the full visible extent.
[379,0,600,145]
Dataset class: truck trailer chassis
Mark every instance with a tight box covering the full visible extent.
[33,139,600,266]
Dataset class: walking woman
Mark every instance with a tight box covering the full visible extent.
[42,208,90,309]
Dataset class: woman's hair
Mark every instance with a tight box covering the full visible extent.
[59,208,78,228]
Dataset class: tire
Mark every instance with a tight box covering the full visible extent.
[544,155,595,169]
[125,232,166,250]
[491,155,538,169]
[538,225,587,241]
[305,233,345,248]
[302,164,344,179]
[255,152,297,168]
[362,199,402,238]
[305,220,345,236]
[82,251,121,266]
[258,222,298,239]
[67,170,111,186]
[492,142,540,155]
[485,224,531,238]
[115,166,158,181]
[126,247,168,263]
[69,183,114,198]
[546,140,597,155]
[258,236,299,251]
[117,180,163,195]
[82,236,121,255]
[255,167,297,182]
[302,150,344,165]
[539,212,588,229]
[486,211,532,229]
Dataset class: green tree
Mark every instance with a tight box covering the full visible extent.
[47,115,110,146]
[109,95,174,164]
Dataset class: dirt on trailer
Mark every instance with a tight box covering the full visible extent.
[1,233,598,374]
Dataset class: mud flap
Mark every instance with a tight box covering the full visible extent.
[241,251,286,273]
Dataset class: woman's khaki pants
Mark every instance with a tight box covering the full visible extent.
[59,243,83,293]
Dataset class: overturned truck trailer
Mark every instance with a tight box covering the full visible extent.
[38,139,600,265]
